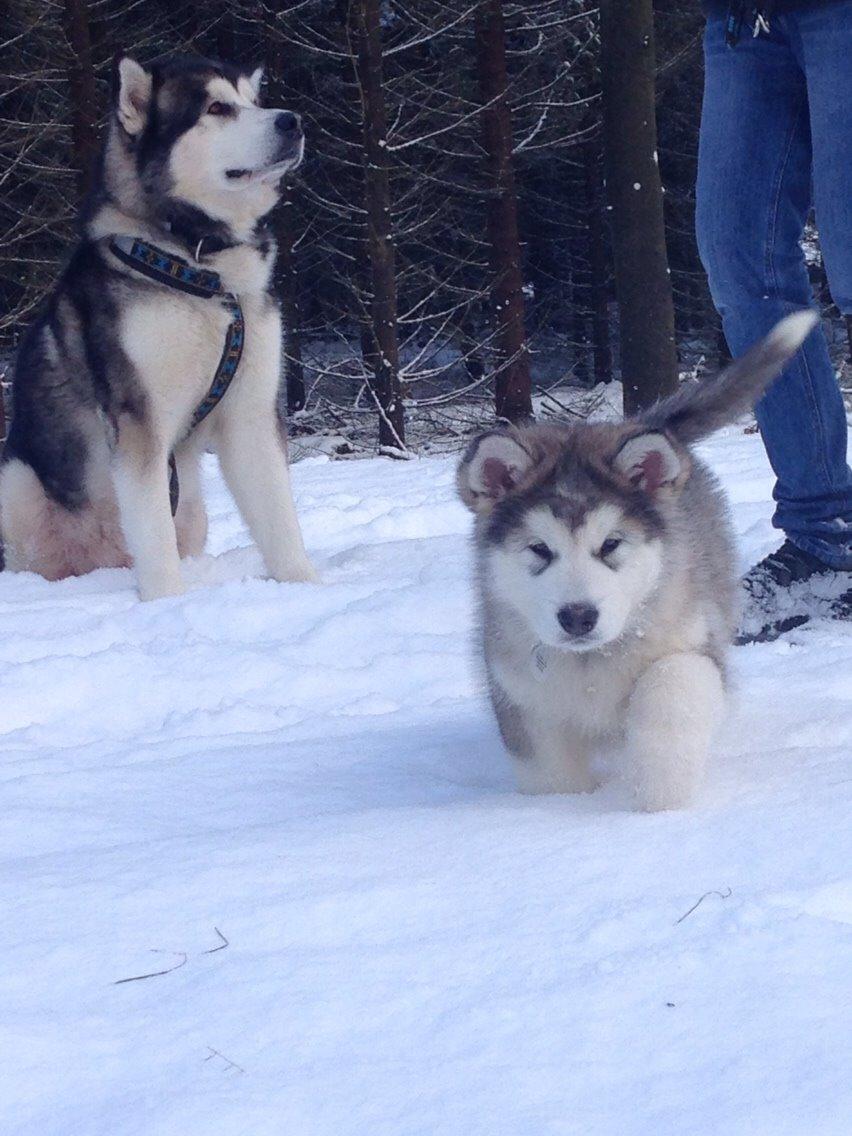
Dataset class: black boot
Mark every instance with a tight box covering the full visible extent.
[735,540,851,644]
[829,586,852,622]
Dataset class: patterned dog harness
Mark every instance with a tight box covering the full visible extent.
[108,235,245,514]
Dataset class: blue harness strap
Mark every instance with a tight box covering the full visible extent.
[108,236,245,515]
[186,296,245,432]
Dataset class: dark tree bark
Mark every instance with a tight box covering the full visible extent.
[276,184,306,416]
[474,0,532,423]
[264,25,306,417]
[349,0,405,449]
[62,0,99,194]
[600,0,678,414]
[584,140,613,386]
[572,300,590,387]
[214,9,247,65]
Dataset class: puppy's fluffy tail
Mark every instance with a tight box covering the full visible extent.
[641,310,819,444]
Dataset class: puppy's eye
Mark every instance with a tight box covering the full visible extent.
[528,542,554,564]
[600,536,622,558]
[207,102,230,116]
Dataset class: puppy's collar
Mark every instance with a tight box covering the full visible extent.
[108,235,226,299]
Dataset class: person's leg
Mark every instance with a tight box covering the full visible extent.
[790,2,852,574]
[696,14,852,571]
[795,3,852,321]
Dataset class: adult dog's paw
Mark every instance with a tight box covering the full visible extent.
[137,575,186,602]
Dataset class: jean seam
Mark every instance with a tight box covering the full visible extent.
[764,102,834,492]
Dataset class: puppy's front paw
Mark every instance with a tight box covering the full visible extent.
[628,742,703,811]
[632,776,695,813]
[626,653,724,812]
[271,557,320,585]
[516,756,598,795]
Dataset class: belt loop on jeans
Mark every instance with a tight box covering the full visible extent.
[725,3,772,47]
[725,2,746,46]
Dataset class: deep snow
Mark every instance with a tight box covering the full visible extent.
[1,428,850,1136]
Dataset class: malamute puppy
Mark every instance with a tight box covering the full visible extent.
[457,312,817,810]
[0,54,315,600]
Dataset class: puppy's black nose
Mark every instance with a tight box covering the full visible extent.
[275,111,301,136]
[557,603,599,637]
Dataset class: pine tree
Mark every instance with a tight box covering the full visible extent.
[600,0,678,414]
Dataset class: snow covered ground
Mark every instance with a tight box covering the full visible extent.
[1,428,850,1136]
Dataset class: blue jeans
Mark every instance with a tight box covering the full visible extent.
[696,4,852,569]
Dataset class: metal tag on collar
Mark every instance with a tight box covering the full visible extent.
[168,453,180,517]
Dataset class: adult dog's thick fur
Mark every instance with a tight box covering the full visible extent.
[457,312,819,810]
[0,54,315,600]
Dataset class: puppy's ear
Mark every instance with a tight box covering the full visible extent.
[611,431,689,495]
[115,56,152,136]
[457,431,535,513]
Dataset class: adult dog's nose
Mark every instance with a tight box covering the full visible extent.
[557,603,599,638]
[275,111,302,136]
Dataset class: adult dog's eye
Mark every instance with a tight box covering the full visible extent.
[528,542,554,565]
[207,102,230,116]
[600,536,622,558]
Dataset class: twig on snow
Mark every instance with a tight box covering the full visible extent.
[114,926,228,984]
[674,887,732,925]
[202,927,230,955]
[205,1047,245,1074]
[535,385,587,420]
[113,951,188,985]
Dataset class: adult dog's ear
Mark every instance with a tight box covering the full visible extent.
[114,56,152,136]
[248,65,265,100]
[611,430,690,495]
[457,431,536,513]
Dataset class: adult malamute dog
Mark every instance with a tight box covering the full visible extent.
[0,54,315,600]
[458,311,818,811]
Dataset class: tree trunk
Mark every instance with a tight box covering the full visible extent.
[572,299,590,387]
[584,140,613,385]
[62,0,99,194]
[264,25,306,417]
[474,0,532,423]
[350,0,405,449]
[277,185,306,416]
[600,0,678,414]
